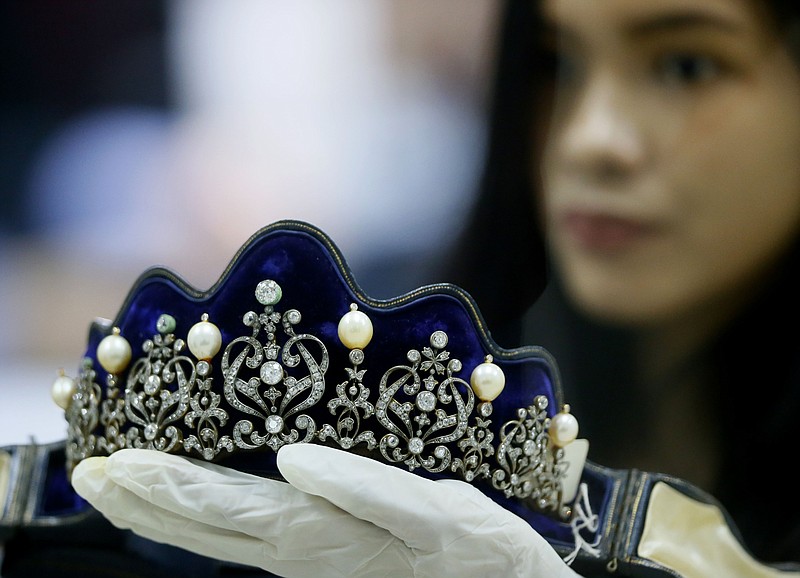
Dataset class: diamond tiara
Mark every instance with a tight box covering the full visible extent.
[53,221,584,519]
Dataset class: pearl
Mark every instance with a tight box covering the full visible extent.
[338,304,373,350]
[97,329,132,374]
[549,407,579,447]
[51,370,76,410]
[470,355,505,401]
[187,315,222,360]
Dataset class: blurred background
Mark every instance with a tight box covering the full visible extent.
[0,1,499,445]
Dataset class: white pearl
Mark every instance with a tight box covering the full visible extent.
[338,305,373,350]
[51,372,76,410]
[470,357,505,401]
[549,411,579,447]
[187,318,222,360]
[97,332,132,374]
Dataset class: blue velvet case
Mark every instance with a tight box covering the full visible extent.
[3,220,795,578]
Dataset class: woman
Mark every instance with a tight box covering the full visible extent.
[453,0,800,563]
[70,0,800,575]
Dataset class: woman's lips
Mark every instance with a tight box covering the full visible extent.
[560,210,654,251]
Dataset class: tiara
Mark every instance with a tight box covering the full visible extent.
[52,220,587,523]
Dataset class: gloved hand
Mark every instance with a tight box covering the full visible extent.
[71,444,582,578]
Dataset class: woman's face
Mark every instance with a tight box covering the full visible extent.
[539,0,800,326]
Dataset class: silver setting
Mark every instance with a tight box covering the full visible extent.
[319,343,376,450]
[221,284,327,452]
[65,278,569,515]
[123,330,192,452]
[375,332,471,473]
[492,397,567,511]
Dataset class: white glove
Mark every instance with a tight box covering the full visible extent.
[71,444,582,578]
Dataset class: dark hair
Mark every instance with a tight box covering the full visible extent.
[447,0,545,342]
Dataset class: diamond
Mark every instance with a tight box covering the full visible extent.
[260,361,283,385]
[196,360,210,376]
[408,437,424,455]
[416,391,436,412]
[156,314,176,334]
[144,375,161,395]
[524,439,536,456]
[266,414,284,434]
[430,331,448,349]
[349,349,364,365]
[255,280,282,306]
[144,423,158,441]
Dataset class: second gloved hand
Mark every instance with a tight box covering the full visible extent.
[72,444,581,578]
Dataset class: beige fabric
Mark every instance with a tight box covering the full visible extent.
[0,450,9,512]
[638,481,800,578]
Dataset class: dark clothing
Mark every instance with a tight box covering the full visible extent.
[520,267,800,564]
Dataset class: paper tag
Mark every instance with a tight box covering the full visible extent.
[560,438,589,505]
[0,450,10,518]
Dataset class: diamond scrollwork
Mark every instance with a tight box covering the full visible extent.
[376,331,474,473]
[492,395,567,510]
[123,331,193,452]
[451,415,495,482]
[222,287,328,452]
[184,359,234,460]
[319,347,377,450]
[66,358,102,470]
[97,372,126,455]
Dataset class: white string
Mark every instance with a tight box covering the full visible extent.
[563,482,602,565]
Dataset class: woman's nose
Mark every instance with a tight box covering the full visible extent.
[556,74,646,182]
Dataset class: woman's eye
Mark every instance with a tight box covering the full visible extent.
[656,53,722,85]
